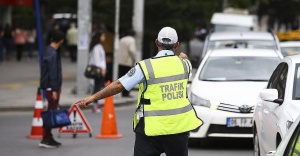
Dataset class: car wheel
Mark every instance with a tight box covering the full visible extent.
[254,129,261,156]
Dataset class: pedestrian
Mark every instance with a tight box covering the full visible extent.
[27,26,36,60]
[66,21,78,62]
[39,30,64,148]
[105,53,113,83]
[117,29,137,97]
[12,26,27,62]
[88,30,106,113]
[3,24,13,61]
[77,27,203,156]
[0,25,4,65]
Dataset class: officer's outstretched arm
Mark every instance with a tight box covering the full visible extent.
[77,80,125,108]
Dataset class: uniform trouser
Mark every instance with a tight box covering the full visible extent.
[134,131,189,156]
[42,90,61,140]
[118,65,131,96]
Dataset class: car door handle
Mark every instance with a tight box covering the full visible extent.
[263,109,269,115]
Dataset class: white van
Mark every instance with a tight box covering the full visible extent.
[211,13,258,32]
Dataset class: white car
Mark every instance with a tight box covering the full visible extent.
[211,12,258,32]
[201,31,282,58]
[265,115,300,156]
[189,48,282,144]
[280,41,300,57]
[253,55,300,156]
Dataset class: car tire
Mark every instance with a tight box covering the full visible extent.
[254,129,261,156]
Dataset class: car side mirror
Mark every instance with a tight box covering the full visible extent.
[260,89,283,105]
[260,89,278,101]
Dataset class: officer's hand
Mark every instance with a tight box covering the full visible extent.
[76,96,95,109]
[179,52,189,60]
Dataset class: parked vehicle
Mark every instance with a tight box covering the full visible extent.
[191,31,282,68]
[211,12,258,32]
[280,41,300,57]
[253,55,300,156]
[189,49,282,145]
[201,31,282,59]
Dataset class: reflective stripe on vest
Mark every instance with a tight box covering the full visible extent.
[144,59,189,85]
[144,104,193,117]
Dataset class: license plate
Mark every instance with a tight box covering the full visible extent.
[227,118,253,127]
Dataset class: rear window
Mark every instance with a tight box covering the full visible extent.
[199,56,280,81]
[208,40,277,51]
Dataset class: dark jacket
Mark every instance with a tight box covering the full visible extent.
[40,46,62,91]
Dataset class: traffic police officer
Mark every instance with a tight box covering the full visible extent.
[78,26,203,156]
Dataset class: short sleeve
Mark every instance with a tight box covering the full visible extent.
[118,65,145,91]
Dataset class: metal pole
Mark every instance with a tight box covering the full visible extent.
[113,0,120,81]
[33,0,43,67]
[76,0,92,94]
[132,0,144,62]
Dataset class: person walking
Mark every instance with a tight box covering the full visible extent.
[12,26,27,62]
[39,30,64,148]
[0,26,4,65]
[88,30,106,113]
[77,27,203,156]
[66,22,78,62]
[117,29,137,97]
[3,24,13,61]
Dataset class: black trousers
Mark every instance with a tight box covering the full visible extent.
[134,132,189,156]
[118,65,132,96]
[134,119,189,156]
[68,45,77,62]
[43,90,61,140]
[16,44,24,61]
[93,76,105,103]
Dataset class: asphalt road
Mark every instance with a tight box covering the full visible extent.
[0,103,253,156]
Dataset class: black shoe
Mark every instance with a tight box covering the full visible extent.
[39,140,59,148]
[50,139,62,146]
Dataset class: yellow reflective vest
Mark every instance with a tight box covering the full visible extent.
[133,55,203,136]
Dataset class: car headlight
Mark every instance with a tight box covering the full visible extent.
[191,93,220,110]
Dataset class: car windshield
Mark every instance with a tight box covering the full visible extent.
[207,40,277,51]
[281,47,300,57]
[199,56,280,81]
[214,25,251,32]
[293,64,300,100]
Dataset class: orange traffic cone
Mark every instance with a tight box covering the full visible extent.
[95,81,123,139]
[26,87,43,139]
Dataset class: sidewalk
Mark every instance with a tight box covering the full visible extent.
[0,55,137,111]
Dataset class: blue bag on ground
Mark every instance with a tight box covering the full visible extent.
[41,109,71,128]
